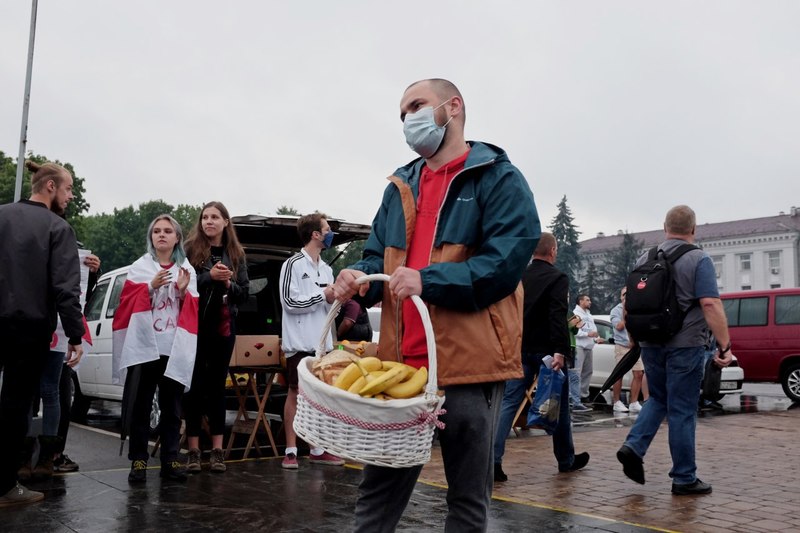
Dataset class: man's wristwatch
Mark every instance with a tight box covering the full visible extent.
[717,341,732,354]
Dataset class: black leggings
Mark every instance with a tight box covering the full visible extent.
[128,357,184,463]
[55,363,73,453]
[183,332,235,437]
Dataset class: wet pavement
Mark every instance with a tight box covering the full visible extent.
[2,384,798,532]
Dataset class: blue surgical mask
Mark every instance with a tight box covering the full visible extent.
[322,230,335,249]
[403,99,453,158]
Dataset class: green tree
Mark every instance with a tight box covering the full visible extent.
[604,232,644,303]
[276,205,300,216]
[0,151,89,220]
[323,239,366,278]
[77,200,202,272]
[173,204,202,233]
[580,261,612,314]
[549,195,582,297]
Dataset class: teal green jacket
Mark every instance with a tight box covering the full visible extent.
[354,141,540,311]
[351,141,540,385]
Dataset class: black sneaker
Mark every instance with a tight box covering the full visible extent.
[160,460,188,481]
[494,464,508,482]
[617,445,645,484]
[672,479,712,495]
[53,454,79,473]
[559,452,590,473]
[128,460,148,483]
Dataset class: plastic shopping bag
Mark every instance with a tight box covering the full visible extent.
[527,364,565,434]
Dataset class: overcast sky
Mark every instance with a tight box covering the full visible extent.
[2,2,798,240]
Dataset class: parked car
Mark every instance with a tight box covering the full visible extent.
[589,315,745,402]
[720,288,800,402]
[72,214,371,420]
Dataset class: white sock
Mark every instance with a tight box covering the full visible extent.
[285,447,298,456]
[310,448,324,456]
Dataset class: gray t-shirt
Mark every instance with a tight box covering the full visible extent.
[636,239,719,348]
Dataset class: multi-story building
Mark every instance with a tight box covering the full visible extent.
[578,207,800,293]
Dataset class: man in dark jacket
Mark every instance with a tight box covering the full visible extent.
[0,161,84,508]
[493,232,590,482]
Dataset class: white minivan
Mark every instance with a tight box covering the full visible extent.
[73,265,129,415]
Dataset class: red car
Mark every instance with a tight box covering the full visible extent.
[721,288,800,402]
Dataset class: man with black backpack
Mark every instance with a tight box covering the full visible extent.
[616,205,734,496]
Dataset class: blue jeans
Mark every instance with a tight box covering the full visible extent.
[494,353,575,470]
[27,350,65,437]
[568,369,581,405]
[623,346,704,484]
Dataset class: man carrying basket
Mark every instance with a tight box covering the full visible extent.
[334,78,540,532]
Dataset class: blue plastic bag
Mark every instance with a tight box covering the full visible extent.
[527,364,565,434]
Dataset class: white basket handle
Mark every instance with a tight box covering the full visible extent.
[316,273,438,396]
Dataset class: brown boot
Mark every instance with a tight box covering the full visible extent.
[17,437,36,482]
[32,436,60,480]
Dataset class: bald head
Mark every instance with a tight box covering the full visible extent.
[403,78,466,123]
[664,205,696,237]
[407,78,462,99]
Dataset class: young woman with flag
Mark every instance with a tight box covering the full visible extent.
[112,214,198,483]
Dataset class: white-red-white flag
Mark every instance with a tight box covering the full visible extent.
[112,254,198,391]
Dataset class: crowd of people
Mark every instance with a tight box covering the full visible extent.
[1,78,735,530]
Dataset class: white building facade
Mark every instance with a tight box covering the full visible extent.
[578,207,800,294]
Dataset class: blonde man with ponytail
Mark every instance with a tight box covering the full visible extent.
[0,160,84,507]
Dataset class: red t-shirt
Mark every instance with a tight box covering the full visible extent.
[402,149,470,368]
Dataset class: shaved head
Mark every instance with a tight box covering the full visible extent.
[404,78,466,121]
[406,78,462,100]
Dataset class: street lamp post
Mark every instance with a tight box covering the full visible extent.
[14,0,39,202]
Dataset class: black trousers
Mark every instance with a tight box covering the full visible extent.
[184,332,235,437]
[128,357,184,464]
[0,332,47,493]
[55,363,73,453]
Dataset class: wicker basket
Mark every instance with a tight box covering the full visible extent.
[294,274,445,468]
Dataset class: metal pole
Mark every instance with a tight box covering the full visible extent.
[14,0,39,202]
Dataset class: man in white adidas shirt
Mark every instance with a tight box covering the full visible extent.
[279,212,345,470]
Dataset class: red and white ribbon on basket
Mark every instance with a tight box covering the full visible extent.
[299,389,446,432]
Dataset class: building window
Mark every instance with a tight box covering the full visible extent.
[741,285,751,291]
[768,251,781,275]
[712,256,723,279]
[771,284,782,289]
[738,254,751,271]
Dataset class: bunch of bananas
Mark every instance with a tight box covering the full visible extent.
[331,356,428,400]
[312,349,361,385]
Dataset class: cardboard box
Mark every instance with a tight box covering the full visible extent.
[231,335,281,367]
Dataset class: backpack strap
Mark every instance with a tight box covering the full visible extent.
[665,243,700,313]
[664,243,698,264]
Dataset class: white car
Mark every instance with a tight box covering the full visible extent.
[589,315,745,401]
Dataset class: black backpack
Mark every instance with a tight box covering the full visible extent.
[624,243,698,344]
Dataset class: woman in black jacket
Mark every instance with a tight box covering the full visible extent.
[183,201,249,473]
